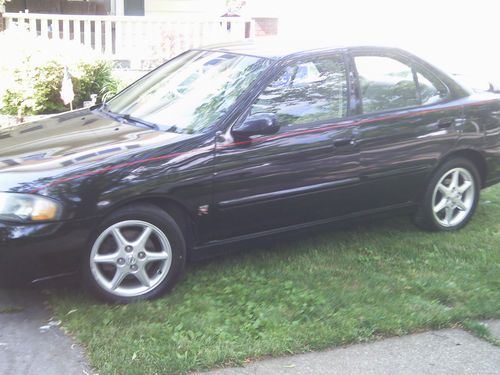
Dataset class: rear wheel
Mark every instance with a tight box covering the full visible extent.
[413,158,480,231]
[83,204,186,303]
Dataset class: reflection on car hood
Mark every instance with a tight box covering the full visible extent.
[0,109,188,192]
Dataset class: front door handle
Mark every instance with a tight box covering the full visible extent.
[437,118,455,129]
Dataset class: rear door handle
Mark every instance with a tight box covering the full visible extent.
[333,138,356,147]
[437,118,455,129]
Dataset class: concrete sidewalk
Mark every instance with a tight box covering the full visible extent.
[0,287,91,375]
[198,321,500,375]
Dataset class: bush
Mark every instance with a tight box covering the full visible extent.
[74,62,121,108]
[1,59,120,116]
[0,28,122,116]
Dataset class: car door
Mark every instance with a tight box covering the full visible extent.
[349,50,463,210]
[207,53,362,241]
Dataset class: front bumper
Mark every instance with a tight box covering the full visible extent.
[0,218,96,283]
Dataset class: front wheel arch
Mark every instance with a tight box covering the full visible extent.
[97,195,196,250]
[82,202,187,303]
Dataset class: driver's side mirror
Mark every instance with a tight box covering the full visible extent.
[232,113,280,139]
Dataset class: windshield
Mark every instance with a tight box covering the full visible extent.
[106,50,271,134]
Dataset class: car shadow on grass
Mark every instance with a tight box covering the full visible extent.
[185,214,416,277]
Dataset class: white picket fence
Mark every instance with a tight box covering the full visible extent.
[3,12,253,67]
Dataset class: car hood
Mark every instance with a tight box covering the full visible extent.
[0,109,190,193]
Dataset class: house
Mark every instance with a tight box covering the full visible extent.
[4,0,111,15]
[3,0,277,29]
[1,1,278,66]
[4,0,227,16]
[3,1,277,35]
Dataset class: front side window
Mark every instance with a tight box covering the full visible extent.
[107,50,271,134]
[249,56,348,128]
[355,55,446,114]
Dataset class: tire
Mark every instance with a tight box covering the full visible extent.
[413,157,480,231]
[82,203,186,303]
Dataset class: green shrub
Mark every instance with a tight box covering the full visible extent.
[73,61,122,108]
[1,58,121,116]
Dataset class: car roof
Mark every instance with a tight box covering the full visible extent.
[199,38,400,60]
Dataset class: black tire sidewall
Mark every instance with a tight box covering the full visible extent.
[82,204,186,303]
[421,158,480,231]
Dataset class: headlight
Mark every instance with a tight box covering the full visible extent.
[0,193,62,222]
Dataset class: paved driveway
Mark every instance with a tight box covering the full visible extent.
[0,285,91,375]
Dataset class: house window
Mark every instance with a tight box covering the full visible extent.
[124,0,144,16]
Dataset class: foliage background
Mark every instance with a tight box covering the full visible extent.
[0,28,122,116]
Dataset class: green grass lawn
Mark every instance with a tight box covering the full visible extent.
[48,185,500,375]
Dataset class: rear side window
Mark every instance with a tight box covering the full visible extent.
[416,72,443,105]
[249,56,348,127]
[355,55,446,114]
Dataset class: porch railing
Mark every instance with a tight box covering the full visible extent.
[2,12,253,67]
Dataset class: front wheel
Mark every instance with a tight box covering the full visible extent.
[413,158,480,231]
[82,204,186,303]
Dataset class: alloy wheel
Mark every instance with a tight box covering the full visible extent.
[431,167,475,227]
[89,220,172,297]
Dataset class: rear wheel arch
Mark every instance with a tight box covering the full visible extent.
[415,149,487,204]
[413,156,481,231]
[439,149,487,188]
